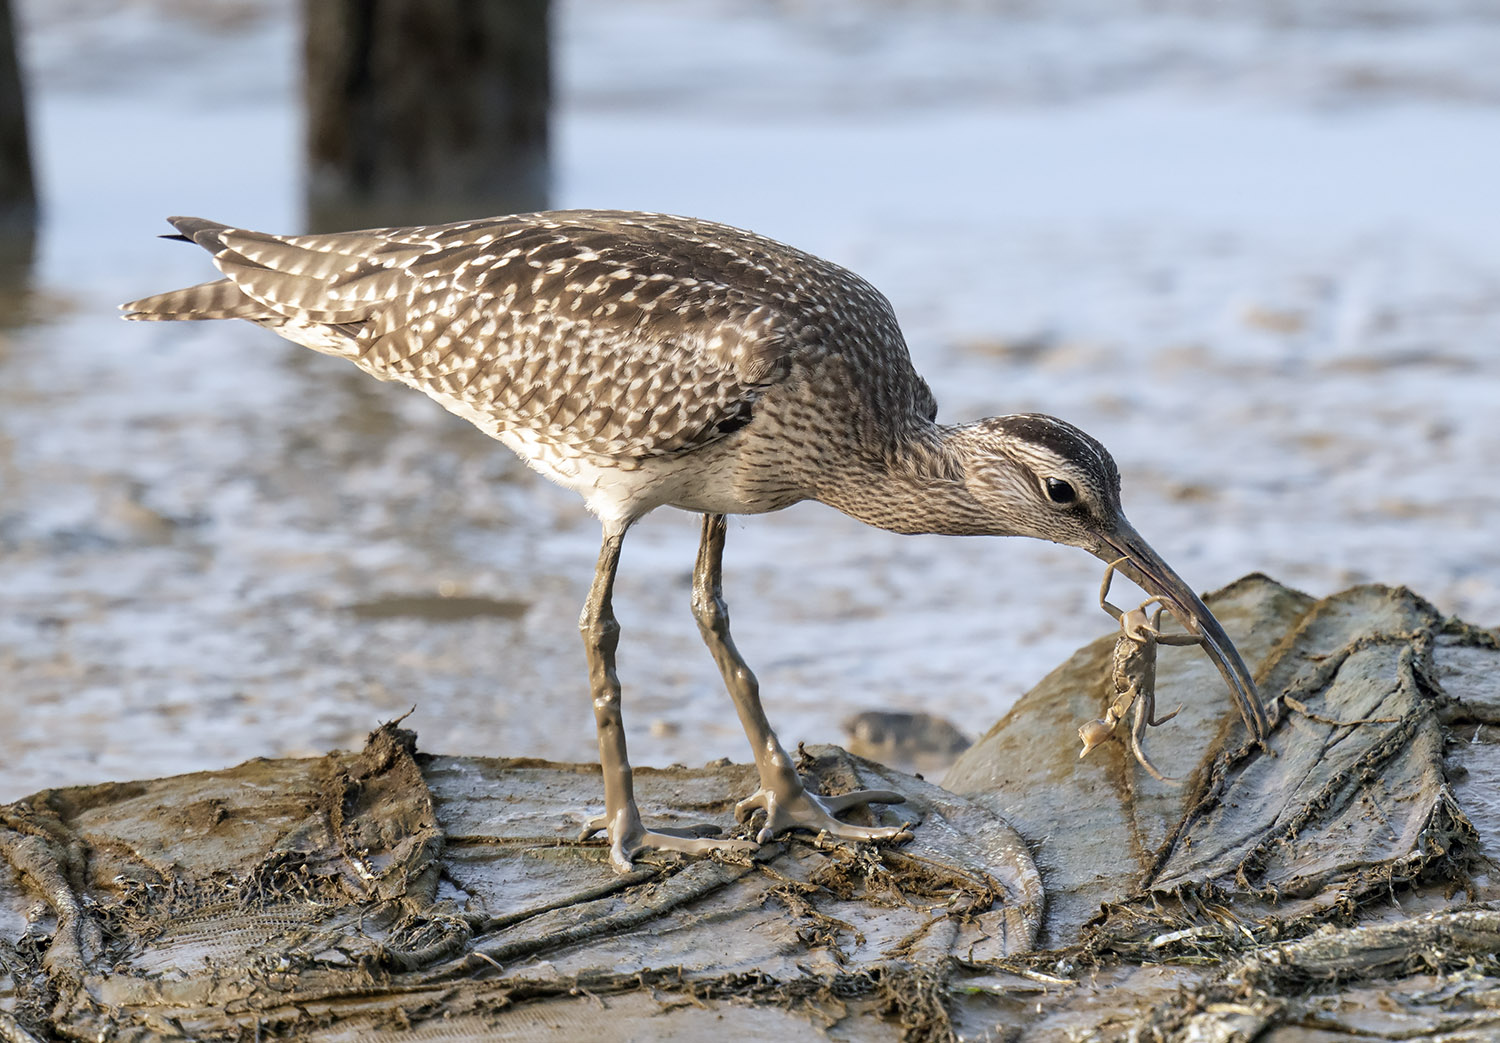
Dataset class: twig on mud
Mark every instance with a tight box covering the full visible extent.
[470,949,504,973]
[1282,695,1401,727]
[568,979,608,1009]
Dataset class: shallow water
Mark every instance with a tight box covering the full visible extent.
[2,0,1498,800]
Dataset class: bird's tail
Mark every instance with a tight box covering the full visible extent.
[120,217,272,322]
[120,278,270,321]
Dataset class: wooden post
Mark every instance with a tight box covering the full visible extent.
[303,0,550,232]
[0,0,35,284]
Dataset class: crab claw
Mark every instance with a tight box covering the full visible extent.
[1078,717,1116,757]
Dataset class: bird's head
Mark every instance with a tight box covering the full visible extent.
[956,413,1269,741]
[956,413,1125,551]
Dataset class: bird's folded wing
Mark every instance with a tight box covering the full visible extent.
[125,214,802,459]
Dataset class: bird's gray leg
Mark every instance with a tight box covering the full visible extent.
[691,514,909,847]
[578,524,756,873]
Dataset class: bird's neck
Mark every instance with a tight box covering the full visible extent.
[817,422,1000,537]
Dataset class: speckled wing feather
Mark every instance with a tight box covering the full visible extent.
[122,211,939,462]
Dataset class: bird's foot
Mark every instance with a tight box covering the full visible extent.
[579,811,758,874]
[734,782,912,846]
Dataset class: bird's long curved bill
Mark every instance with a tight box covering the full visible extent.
[1103,523,1270,742]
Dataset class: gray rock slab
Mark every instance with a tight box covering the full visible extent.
[0,731,1036,1042]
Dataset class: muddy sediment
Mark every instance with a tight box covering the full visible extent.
[2,575,1498,1041]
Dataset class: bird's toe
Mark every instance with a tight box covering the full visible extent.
[737,783,913,847]
[580,808,758,873]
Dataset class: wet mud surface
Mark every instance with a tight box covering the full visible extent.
[3,576,1497,1041]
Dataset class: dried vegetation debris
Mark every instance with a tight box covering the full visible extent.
[0,724,1037,1042]
[946,574,1500,1041]
[3,575,1500,1041]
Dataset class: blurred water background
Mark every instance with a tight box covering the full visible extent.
[2,0,1498,799]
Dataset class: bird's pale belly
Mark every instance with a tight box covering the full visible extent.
[383,366,803,527]
[492,426,802,529]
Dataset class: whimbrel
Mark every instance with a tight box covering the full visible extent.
[123,210,1268,872]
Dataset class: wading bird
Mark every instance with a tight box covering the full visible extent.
[123,211,1268,872]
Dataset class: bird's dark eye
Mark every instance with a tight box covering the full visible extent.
[1045,478,1077,504]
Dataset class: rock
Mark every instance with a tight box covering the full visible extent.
[0,729,1037,1042]
[943,574,1500,1041]
[4,574,1499,1041]
[843,710,973,777]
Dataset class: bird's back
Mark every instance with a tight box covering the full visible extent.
[123,211,940,517]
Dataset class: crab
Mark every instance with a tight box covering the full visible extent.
[1077,558,1203,783]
